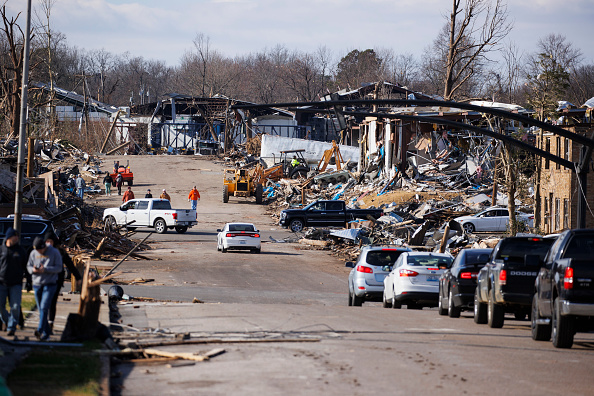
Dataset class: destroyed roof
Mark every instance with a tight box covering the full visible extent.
[32,82,119,115]
[320,81,436,102]
[137,93,294,120]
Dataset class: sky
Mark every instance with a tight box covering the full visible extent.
[6,0,594,68]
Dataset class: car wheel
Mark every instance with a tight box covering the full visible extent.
[289,219,304,233]
[348,287,353,306]
[255,184,263,204]
[104,216,117,232]
[463,222,475,234]
[474,288,487,324]
[552,297,575,348]
[352,291,363,307]
[252,248,261,254]
[487,288,504,328]
[222,246,227,253]
[154,218,167,234]
[382,291,392,308]
[437,292,448,316]
[531,294,551,341]
[175,226,188,234]
[448,289,461,318]
[392,288,402,309]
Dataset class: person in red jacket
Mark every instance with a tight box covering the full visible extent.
[122,186,135,203]
[188,186,200,210]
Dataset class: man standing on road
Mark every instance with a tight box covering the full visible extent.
[27,237,62,341]
[123,186,135,203]
[75,174,86,200]
[0,228,27,336]
[145,189,153,198]
[188,186,200,210]
[160,189,171,201]
[115,173,124,195]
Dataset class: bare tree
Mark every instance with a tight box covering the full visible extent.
[0,6,27,137]
[568,63,594,106]
[442,0,512,100]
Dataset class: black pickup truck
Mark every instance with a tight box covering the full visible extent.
[279,200,384,232]
[531,229,594,348]
[474,236,555,328]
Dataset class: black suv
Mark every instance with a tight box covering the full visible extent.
[0,216,56,250]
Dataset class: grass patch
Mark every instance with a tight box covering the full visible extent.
[20,291,36,316]
[7,341,102,396]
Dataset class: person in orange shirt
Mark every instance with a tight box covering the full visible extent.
[122,186,135,203]
[188,186,200,210]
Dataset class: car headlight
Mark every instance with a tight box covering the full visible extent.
[281,212,286,219]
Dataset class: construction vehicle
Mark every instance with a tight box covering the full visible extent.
[110,160,134,186]
[313,140,351,185]
[222,168,264,204]
[252,149,310,185]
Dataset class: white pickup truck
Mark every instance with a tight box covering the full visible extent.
[103,198,197,234]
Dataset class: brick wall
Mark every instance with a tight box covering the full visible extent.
[538,126,594,232]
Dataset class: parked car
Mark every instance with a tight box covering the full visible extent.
[217,223,261,253]
[474,236,555,327]
[279,200,384,233]
[383,252,453,309]
[438,248,492,318]
[532,229,594,348]
[454,207,534,233]
[103,198,197,234]
[0,215,56,251]
[346,246,411,306]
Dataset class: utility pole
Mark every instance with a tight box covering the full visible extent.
[13,0,32,233]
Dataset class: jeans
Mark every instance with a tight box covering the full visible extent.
[190,200,197,210]
[77,188,84,199]
[105,183,111,195]
[33,284,57,338]
[0,284,22,332]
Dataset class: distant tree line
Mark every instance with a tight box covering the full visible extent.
[1,1,593,136]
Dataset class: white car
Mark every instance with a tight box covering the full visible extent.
[217,223,261,253]
[383,252,453,309]
[454,207,534,234]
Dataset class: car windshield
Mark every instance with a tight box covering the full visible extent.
[407,256,452,267]
[366,250,406,266]
[563,234,594,260]
[496,239,554,263]
[229,224,255,232]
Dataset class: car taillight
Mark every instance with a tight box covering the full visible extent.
[172,213,177,220]
[399,269,418,277]
[357,266,373,273]
[460,272,473,279]
[252,234,260,238]
[499,270,507,285]
[564,267,574,289]
[226,233,234,237]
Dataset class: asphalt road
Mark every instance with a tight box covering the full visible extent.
[92,155,594,396]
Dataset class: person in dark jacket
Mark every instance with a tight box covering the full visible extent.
[103,174,113,196]
[44,232,81,333]
[0,228,27,336]
[115,173,124,195]
[145,189,153,198]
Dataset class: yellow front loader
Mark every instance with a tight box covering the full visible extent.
[222,168,263,204]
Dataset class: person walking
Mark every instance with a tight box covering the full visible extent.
[27,237,62,341]
[0,228,27,336]
[75,174,86,200]
[145,189,153,198]
[188,186,200,210]
[160,189,171,201]
[44,233,81,333]
[115,173,124,195]
[103,174,113,196]
[122,186,135,203]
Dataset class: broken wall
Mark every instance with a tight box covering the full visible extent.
[260,134,360,166]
